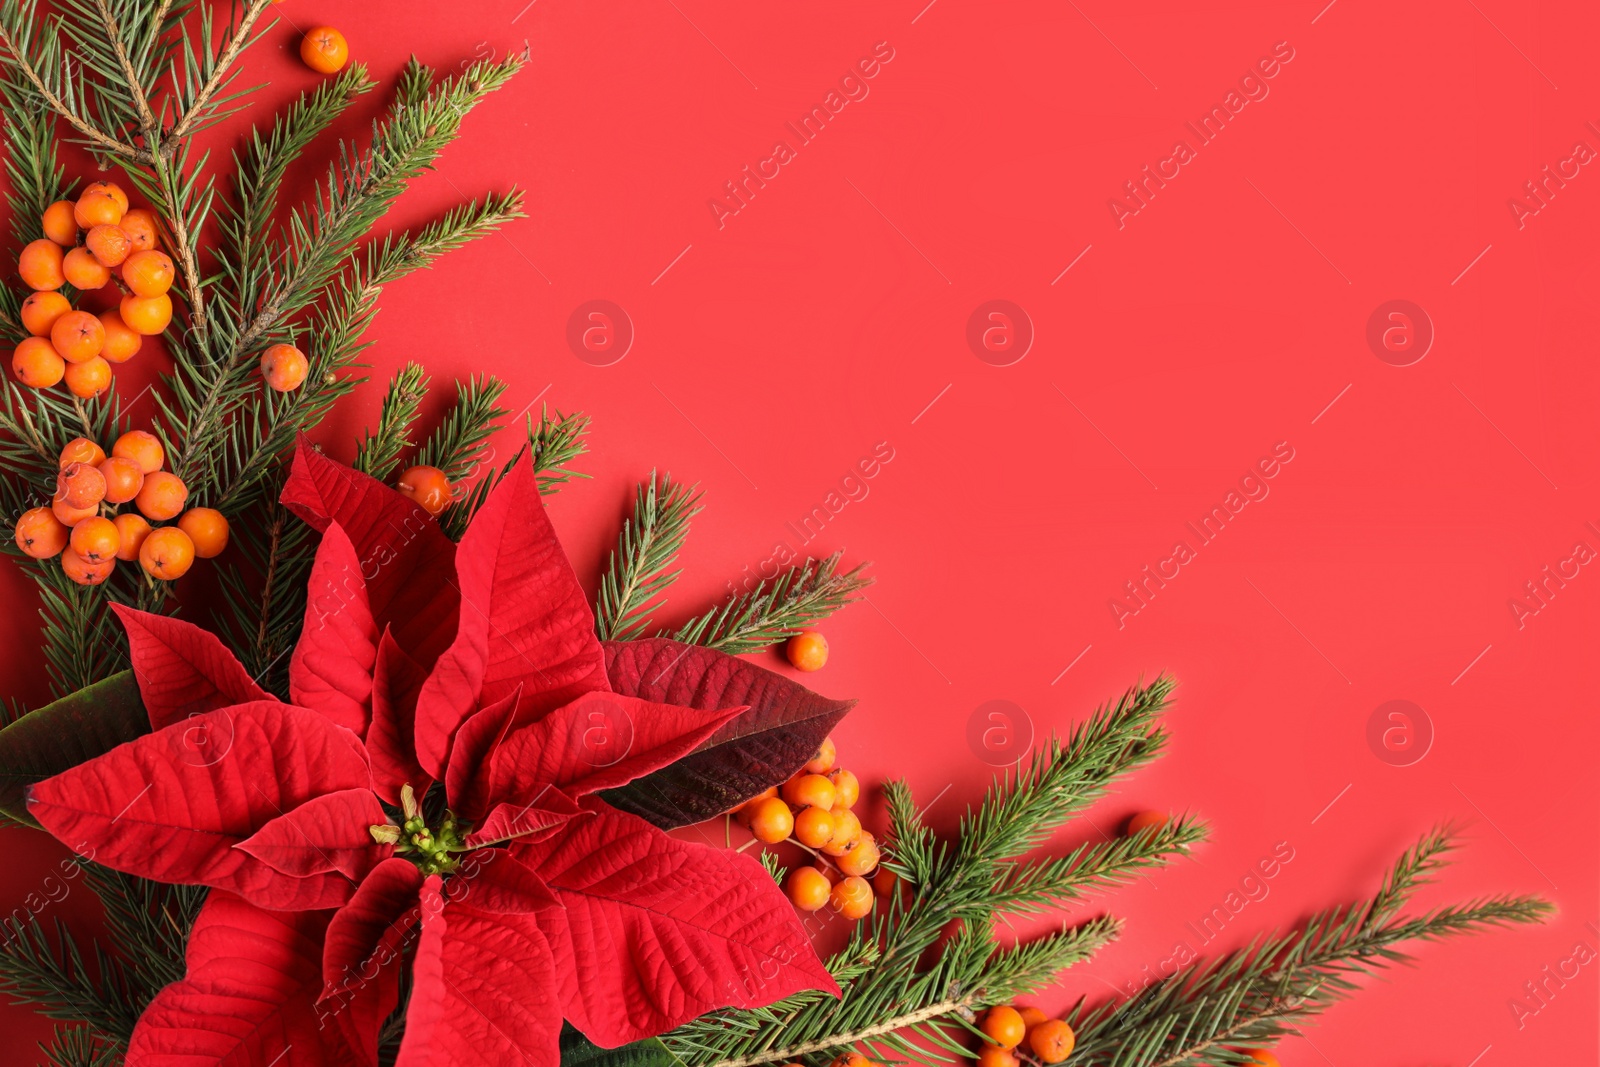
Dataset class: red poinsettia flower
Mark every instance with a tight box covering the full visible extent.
[27,445,839,1067]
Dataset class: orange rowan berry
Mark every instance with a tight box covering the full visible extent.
[782,773,835,811]
[139,525,194,580]
[733,786,780,827]
[829,874,873,920]
[98,309,142,363]
[1016,1006,1049,1033]
[56,462,107,508]
[52,498,97,526]
[122,250,174,296]
[63,246,111,290]
[98,456,144,504]
[828,1054,872,1067]
[82,181,128,214]
[86,224,131,267]
[112,430,164,473]
[73,189,123,229]
[50,311,105,363]
[792,806,834,848]
[260,343,309,391]
[397,465,451,516]
[748,797,794,844]
[1239,1052,1280,1067]
[784,865,831,912]
[112,513,151,561]
[976,1046,1018,1067]
[61,544,114,586]
[19,239,65,291]
[20,291,71,336]
[1126,811,1167,836]
[828,768,860,810]
[177,507,229,558]
[64,356,111,398]
[13,337,65,387]
[117,208,158,252]
[14,507,68,559]
[871,865,899,898]
[42,200,77,246]
[69,515,120,563]
[1027,1020,1075,1064]
[120,293,172,335]
[786,629,828,671]
[837,833,880,878]
[813,862,842,886]
[980,1006,1026,1050]
[804,736,836,774]
[821,808,862,856]
[58,437,105,469]
[300,26,349,73]
[135,471,188,521]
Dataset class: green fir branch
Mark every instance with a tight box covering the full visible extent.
[0,915,139,1046]
[354,362,429,480]
[674,552,872,654]
[596,471,704,641]
[436,406,590,540]
[40,1025,115,1067]
[413,374,509,481]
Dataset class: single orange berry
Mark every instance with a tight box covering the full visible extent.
[980,1006,1027,1050]
[69,515,120,563]
[793,806,835,848]
[813,862,842,886]
[837,833,880,877]
[112,513,151,561]
[14,507,69,559]
[397,465,452,516]
[81,181,128,214]
[748,797,794,844]
[112,430,164,473]
[20,291,71,336]
[120,293,172,335]
[177,507,229,558]
[1016,1006,1049,1033]
[61,544,114,586]
[139,525,194,580]
[786,629,828,671]
[98,456,144,504]
[782,773,836,811]
[976,1046,1019,1067]
[300,26,349,73]
[804,736,837,774]
[98,309,142,363]
[73,189,123,229]
[821,808,862,856]
[56,461,107,508]
[828,768,860,810]
[1238,1051,1280,1067]
[50,311,105,363]
[42,200,78,246]
[14,336,66,388]
[733,786,780,827]
[829,874,874,920]
[62,246,111,290]
[871,865,899,898]
[52,497,97,525]
[19,239,66,291]
[1126,811,1168,836]
[135,470,188,521]
[118,208,159,252]
[1028,1020,1076,1064]
[64,356,112,398]
[86,224,131,267]
[784,865,831,912]
[122,249,174,296]
[58,436,106,469]
[260,343,309,391]
[828,1054,872,1067]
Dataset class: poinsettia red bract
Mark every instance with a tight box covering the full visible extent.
[29,444,838,1067]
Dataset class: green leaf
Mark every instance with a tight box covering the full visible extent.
[0,671,150,825]
[560,1024,676,1067]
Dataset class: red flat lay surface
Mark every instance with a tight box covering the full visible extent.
[2,1,1597,1062]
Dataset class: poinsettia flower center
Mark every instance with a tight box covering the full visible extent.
[370,783,471,875]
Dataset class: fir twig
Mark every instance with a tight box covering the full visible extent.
[414,374,509,481]
[674,552,873,654]
[596,471,704,641]
[354,362,429,480]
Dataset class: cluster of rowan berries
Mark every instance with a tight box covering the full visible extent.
[974,1005,1078,1067]
[735,736,890,922]
[11,180,172,397]
[12,432,227,584]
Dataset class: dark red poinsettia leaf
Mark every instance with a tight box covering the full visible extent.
[484,691,748,809]
[128,891,387,1067]
[367,627,431,806]
[280,438,459,667]
[444,686,523,822]
[290,522,379,736]
[323,857,424,1001]
[452,848,560,914]
[112,605,270,731]
[462,791,584,850]
[396,876,563,1067]
[600,639,855,828]
[414,453,608,780]
[29,702,371,911]
[514,801,838,1046]
[238,788,390,881]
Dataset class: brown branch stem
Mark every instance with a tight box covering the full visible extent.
[698,996,977,1067]
[160,0,274,150]
[0,19,149,163]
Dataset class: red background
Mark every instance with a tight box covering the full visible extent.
[3,0,1598,1062]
